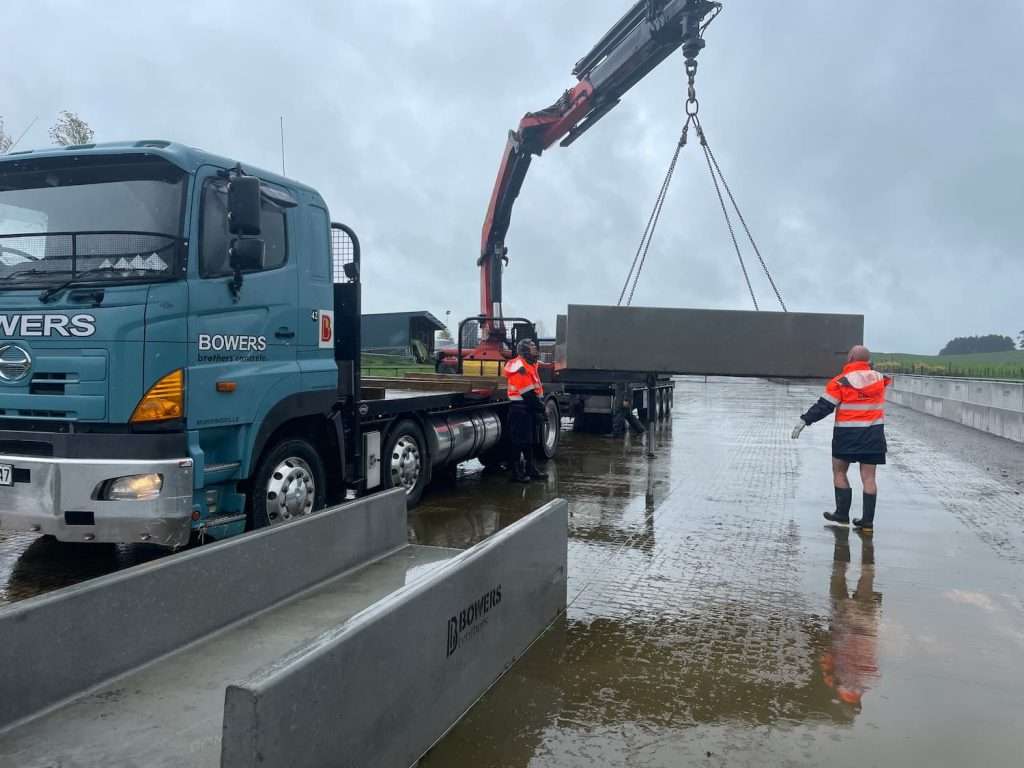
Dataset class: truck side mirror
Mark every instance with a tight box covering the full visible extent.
[228,176,262,236]
[229,238,264,272]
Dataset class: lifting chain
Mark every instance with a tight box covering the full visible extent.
[619,48,787,312]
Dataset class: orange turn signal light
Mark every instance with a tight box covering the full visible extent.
[130,369,184,423]
[216,381,237,393]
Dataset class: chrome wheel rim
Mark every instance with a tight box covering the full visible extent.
[265,457,316,525]
[390,434,422,494]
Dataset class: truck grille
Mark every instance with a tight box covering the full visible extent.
[30,373,72,396]
[0,351,106,421]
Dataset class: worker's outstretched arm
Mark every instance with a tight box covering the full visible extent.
[792,379,841,438]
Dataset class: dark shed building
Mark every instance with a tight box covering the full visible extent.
[362,311,447,359]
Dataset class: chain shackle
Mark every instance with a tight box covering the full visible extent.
[684,58,699,115]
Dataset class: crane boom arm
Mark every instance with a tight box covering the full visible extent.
[478,0,721,323]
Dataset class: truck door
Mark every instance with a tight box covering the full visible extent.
[187,175,299,432]
[296,204,337,393]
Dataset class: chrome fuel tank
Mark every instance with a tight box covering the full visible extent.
[428,410,502,467]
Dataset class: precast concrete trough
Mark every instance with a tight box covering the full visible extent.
[556,305,864,378]
[0,489,569,768]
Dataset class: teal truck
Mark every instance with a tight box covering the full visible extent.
[0,141,560,547]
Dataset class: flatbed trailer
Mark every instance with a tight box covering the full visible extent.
[547,374,675,433]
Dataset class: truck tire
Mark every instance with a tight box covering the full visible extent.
[382,419,428,507]
[249,438,326,531]
[535,397,561,460]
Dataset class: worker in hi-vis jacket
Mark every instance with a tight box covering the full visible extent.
[503,339,549,483]
[792,345,892,532]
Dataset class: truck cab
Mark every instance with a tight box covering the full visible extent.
[0,141,344,547]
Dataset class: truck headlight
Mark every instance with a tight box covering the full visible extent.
[130,369,184,423]
[99,473,164,501]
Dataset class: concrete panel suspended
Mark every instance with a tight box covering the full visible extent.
[557,305,864,378]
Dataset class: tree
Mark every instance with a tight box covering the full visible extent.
[0,117,11,154]
[939,334,1017,356]
[1018,331,1024,351]
[49,111,94,147]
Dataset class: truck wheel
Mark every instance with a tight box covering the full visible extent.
[535,398,561,460]
[383,419,428,506]
[249,438,326,531]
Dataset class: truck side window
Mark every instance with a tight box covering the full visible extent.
[200,179,288,277]
[308,206,330,280]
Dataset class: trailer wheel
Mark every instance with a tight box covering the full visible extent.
[249,438,326,531]
[382,419,428,506]
[535,397,561,460]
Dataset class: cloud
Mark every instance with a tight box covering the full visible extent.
[2,0,1020,353]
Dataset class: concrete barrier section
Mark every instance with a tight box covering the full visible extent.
[220,498,569,768]
[0,489,408,729]
[559,305,863,378]
[888,375,1024,443]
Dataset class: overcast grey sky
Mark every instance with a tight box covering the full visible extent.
[3,1,1021,353]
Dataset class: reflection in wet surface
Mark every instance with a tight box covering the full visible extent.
[822,527,880,711]
[0,532,168,605]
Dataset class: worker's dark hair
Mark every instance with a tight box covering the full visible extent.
[516,339,536,357]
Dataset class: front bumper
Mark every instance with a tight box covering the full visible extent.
[0,454,194,547]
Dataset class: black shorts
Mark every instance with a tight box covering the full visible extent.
[833,453,886,466]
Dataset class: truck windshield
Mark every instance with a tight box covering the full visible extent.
[0,155,186,287]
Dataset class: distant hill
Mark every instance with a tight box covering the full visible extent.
[875,350,1024,380]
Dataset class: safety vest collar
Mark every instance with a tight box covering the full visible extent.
[841,361,873,374]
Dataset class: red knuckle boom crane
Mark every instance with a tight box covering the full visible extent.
[448,0,722,372]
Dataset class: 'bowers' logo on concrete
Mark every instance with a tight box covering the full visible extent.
[446,584,502,659]
[0,314,96,338]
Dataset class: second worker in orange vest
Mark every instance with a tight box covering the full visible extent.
[792,345,892,532]
[503,339,549,483]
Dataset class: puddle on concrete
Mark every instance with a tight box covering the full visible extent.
[0,533,167,605]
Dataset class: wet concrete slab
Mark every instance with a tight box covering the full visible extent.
[3,378,1024,766]
[413,378,1024,767]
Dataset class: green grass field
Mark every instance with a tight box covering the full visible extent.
[875,350,1024,380]
[361,354,435,379]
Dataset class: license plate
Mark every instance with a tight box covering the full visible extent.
[0,464,11,486]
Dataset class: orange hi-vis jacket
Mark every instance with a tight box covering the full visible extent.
[503,356,543,401]
[801,361,892,456]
